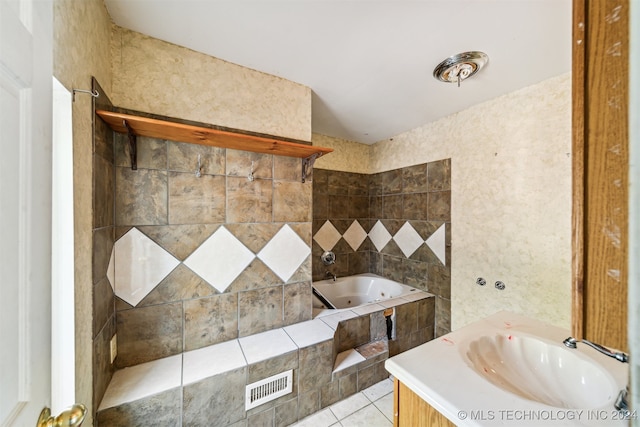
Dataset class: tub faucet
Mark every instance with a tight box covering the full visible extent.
[325,271,337,281]
[562,337,629,363]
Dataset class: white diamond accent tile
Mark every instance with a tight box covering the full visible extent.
[313,220,341,252]
[107,246,115,291]
[426,224,447,266]
[368,220,392,252]
[394,222,424,258]
[184,226,255,293]
[114,228,180,306]
[342,220,367,251]
[258,225,310,282]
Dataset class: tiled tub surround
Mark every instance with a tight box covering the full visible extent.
[97,292,435,426]
[104,132,315,370]
[312,161,451,336]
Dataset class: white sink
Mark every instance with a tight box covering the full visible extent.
[464,334,618,409]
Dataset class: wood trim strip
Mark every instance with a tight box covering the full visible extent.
[571,0,586,340]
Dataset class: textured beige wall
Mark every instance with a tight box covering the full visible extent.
[312,133,371,174]
[111,27,312,141]
[53,0,113,423]
[371,73,572,330]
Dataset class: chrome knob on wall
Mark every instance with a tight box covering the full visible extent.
[321,251,336,265]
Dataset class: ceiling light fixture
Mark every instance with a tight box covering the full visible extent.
[433,51,489,87]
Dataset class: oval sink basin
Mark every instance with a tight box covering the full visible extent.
[464,334,617,409]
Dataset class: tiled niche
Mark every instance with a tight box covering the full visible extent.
[312,161,452,336]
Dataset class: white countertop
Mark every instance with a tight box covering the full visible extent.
[385,311,630,426]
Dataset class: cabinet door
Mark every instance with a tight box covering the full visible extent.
[394,380,455,427]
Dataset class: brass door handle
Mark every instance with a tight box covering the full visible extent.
[36,404,86,427]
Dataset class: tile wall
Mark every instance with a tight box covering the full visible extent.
[96,117,314,371]
[312,160,452,336]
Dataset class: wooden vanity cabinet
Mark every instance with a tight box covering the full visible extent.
[393,379,455,427]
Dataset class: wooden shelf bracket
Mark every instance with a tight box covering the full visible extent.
[122,119,137,170]
[301,153,320,183]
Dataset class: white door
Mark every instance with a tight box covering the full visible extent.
[0,0,53,425]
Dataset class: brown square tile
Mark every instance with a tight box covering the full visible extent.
[238,286,284,336]
[284,282,312,325]
[94,113,114,162]
[436,296,451,334]
[382,195,403,219]
[381,169,402,194]
[339,373,358,399]
[313,169,329,195]
[274,180,312,222]
[167,141,225,175]
[184,293,238,350]
[96,387,181,427]
[227,177,273,223]
[247,351,298,383]
[368,173,383,196]
[313,192,329,219]
[274,156,301,181]
[427,191,451,221]
[349,196,369,219]
[299,340,333,393]
[402,163,428,193]
[227,149,272,179]
[168,172,226,224]
[328,195,350,219]
[348,173,369,196]
[183,367,247,426]
[115,302,183,367]
[298,390,320,420]
[428,158,451,191]
[275,398,298,427]
[94,154,114,229]
[428,263,451,299]
[115,167,168,226]
[115,135,167,170]
[328,171,350,196]
[403,193,428,220]
[417,296,436,328]
[336,316,370,353]
[394,302,418,338]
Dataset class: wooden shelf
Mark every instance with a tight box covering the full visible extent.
[96,110,333,159]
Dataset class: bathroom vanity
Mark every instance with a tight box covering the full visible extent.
[385,311,630,426]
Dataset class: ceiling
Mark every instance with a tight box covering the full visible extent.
[104,0,572,144]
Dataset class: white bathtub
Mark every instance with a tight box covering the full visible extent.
[312,273,418,309]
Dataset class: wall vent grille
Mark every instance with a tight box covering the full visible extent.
[245,369,293,410]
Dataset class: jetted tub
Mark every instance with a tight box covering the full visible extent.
[312,273,418,309]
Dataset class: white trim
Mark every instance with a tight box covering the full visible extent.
[51,77,75,413]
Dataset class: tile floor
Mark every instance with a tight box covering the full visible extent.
[289,378,394,427]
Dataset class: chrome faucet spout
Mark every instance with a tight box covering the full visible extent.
[563,337,629,363]
[325,271,337,282]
